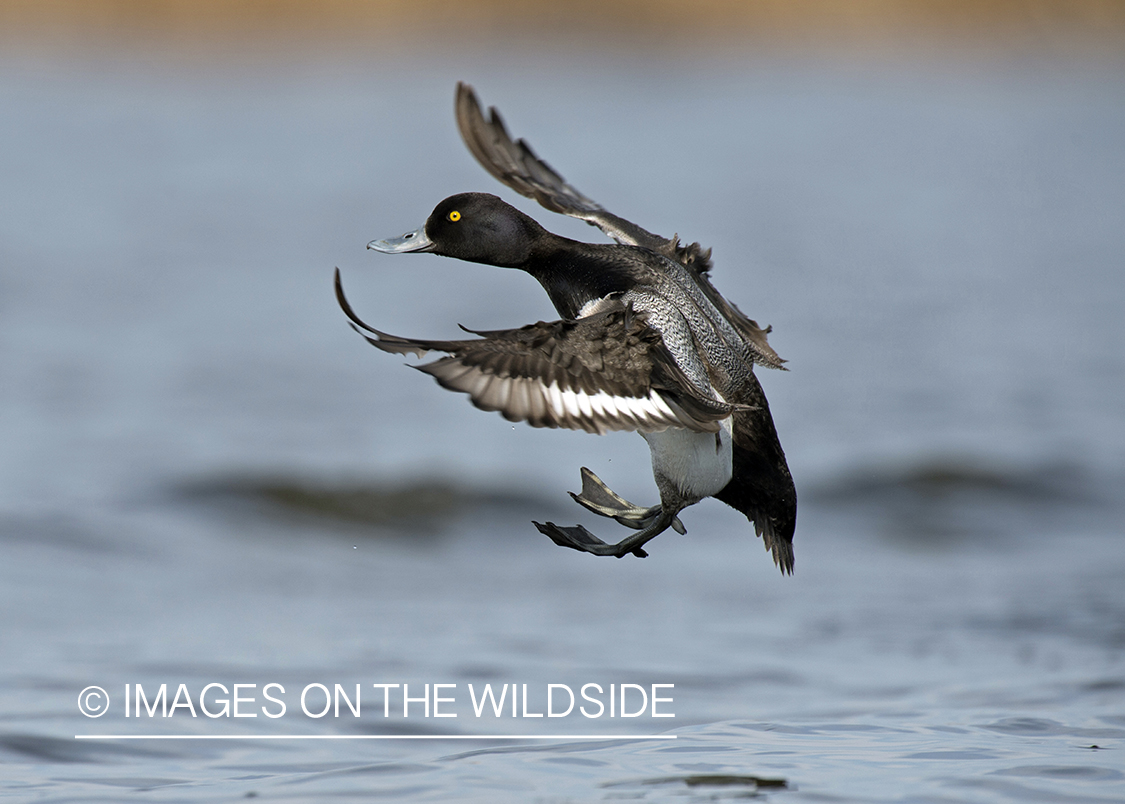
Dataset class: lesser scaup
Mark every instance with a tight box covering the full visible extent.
[336,83,796,572]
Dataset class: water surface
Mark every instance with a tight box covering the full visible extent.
[1,51,1123,802]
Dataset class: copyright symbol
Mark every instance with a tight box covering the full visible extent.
[78,686,109,717]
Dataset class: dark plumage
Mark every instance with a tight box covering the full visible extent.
[337,83,796,572]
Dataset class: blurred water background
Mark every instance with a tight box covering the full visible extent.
[1,2,1124,801]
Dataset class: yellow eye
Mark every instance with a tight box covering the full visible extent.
[448,210,461,222]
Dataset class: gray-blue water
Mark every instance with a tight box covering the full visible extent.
[2,50,1123,802]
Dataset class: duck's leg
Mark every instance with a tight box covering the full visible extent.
[533,469,690,559]
[568,467,686,534]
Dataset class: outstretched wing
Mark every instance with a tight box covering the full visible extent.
[456,82,788,368]
[458,81,719,277]
[455,82,665,251]
[336,271,737,436]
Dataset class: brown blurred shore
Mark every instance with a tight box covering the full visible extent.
[2,0,1124,58]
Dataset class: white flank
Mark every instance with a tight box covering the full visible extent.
[642,417,734,499]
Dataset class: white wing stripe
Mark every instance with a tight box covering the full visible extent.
[648,390,679,421]
[559,387,581,419]
[624,395,651,427]
[545,382,566,423]
[432,361,717,433]
[587,390,607,421]
[576,390,594,420]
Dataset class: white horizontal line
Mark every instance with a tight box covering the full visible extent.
[75,734,676,741]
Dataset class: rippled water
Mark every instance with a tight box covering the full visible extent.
[1,50,1123,802]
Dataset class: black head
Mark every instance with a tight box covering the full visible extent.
[425,193,548,267]
[368,192,548,268]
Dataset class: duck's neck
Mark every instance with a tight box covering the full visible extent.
[523,237,635,320]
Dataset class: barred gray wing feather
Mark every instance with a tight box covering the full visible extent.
[691,272,786,370]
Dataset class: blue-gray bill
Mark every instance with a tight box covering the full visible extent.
[367,227,434,253]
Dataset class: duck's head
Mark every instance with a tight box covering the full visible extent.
[368,192,547,268]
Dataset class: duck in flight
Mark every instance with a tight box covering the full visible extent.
[335,83,796,572]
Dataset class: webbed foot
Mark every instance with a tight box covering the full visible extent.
[533,521,649,558]
[569,467,686,535]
